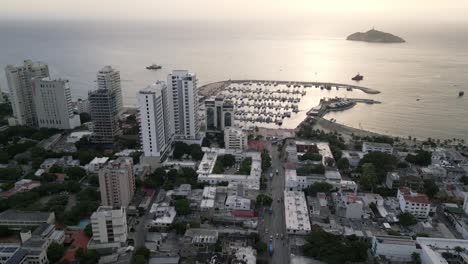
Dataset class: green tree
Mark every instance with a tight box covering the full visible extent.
[360,163,378,191]
[0,150,9,164]
[222,154,236,167]
[84,224,93,237]
[405,150,432,166]
[47,242,65,263]
[256,194,273,206]
[79,112,91,123]
[49,165,63,173]
[189,144,203,161]
[300,149,322,162]
[261,151,271,170]
[398,212,417,226]
[256,241,267,254]
[359,152,398,183]
[423,179,439,199]
[133,255,147,264]
[173,142,189,160]
[460,175,468,185]
[134,247,150,260]
[305,182,334,196]
[174,199,191,215]
[65,166,87,180]
[336,158,350,171]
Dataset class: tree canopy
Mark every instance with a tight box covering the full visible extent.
[360,163,378,191]
[405,150,432,166]
[398,212,417,226]
[359,151,398,183]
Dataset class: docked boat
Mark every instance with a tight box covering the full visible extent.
[352,74,364,81]
[146,64,162,70]
[459,91,465,97]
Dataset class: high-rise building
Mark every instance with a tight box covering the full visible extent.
[5,60,50,126]
[76,99,90,114]
[167,70,200,140]
[98,157,135,207]
[97,66,123,114]
[137,81,174,163]
[205,96,234,131]
[32,78,81,129]
[90,206,128,244]
[89,67,123,144]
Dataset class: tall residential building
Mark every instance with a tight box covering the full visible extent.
[167,70,200,140]
[138,81,174,163]
[98,157,135,207]
[90,206,128,244]
[89,67,122,144]
[97,66,123,114]
[76,99,90,113]
[5,60,50,126]
[32,78,81,129]
[205,96,234,131]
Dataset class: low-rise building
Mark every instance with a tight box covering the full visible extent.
[284,190,311,235]
[332,192,364,219]
[148,203,176,228]
[371,235,417,262]
[89,206,128,250]
[0,210,55,230]
[341,150,365,168]
[362,142,393,154]
[397,187,431,218]
[87,157,109,173]
[224,127,248,151]
[225,196,251,211]
[386,172,424,191]
[417,237,468,264]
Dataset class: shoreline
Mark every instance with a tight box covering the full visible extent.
[199,79,380,97]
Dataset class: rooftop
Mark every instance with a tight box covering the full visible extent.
[0,210,53,223]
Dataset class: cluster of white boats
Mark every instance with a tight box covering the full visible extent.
[220,83,310,125]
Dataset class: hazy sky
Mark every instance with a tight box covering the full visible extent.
[1,0,467,22]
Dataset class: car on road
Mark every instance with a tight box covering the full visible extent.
[265,228,268,234]
[269,235,273,241]
[281,234,284,240]
[276,233,279,239]
[276,169,279,174]
[277,198,280,203]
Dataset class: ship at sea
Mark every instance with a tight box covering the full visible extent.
[352,73,363,81]
[460,91,465,97]
[146,64,162,70]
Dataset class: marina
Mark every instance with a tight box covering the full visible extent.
[205,79,381,129]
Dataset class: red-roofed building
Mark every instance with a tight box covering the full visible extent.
[231,210,257,218]
[248,140,265,152]
[397,187,431,218]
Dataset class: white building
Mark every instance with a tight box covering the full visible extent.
[87,157,109,173]
[98,157,135,207]
[90,206,128,244]
[224,126,248,151]
[284,190,311,235]
[341,150,364,168]
[76,98,90,113]
[225,195,251,211]
[5,60,50,126]
[371,235,418,262]
[463,192,468,215]
[397,187,431,218]
[167,70,200,141]
[138,82,174,165]
[148,203,176,227]
[32,78,81,129]
[362,142,394,154]
[332,192,364,219]
[417,237,468,264]
[204,96,234,131]
[197,149,262,190]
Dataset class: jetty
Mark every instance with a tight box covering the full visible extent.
[199,79,380,97]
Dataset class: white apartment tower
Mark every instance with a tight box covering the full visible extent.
[5,60,50,126]
[90,206,128,244]
[138,82,174,163]
[167,70,200,140]
[98,157,135,207]
[32,78,81,129]
[97,66,123,113]
[224,126,248,151]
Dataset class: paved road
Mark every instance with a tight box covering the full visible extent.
[258,142,290,264]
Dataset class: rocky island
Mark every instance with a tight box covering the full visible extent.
[347,29,405,43]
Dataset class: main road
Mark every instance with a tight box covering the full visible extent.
[258,141,290,264]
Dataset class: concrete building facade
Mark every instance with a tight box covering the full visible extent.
[5,60,50,126]
[397,187,431,218]
[137,82,174,164]
[89,85,121,144]
[32,78,80,129]
[167,70,200,140]
[204,96,234,131]
[224,127,248,151]
[97,66,123,114]
[98,157,135,207]
[90,206,128,244]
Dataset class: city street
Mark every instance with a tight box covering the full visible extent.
[258,142,290,264]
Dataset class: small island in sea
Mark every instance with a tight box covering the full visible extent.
[346,28,405,43]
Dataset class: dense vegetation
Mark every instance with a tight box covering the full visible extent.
[359,151,398,183]
[405,150,432,166]
[303,228,368,264]
[304,182,334,196]
[237,157,252,175]
[142,167,201,190]
[172,142,204,161]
